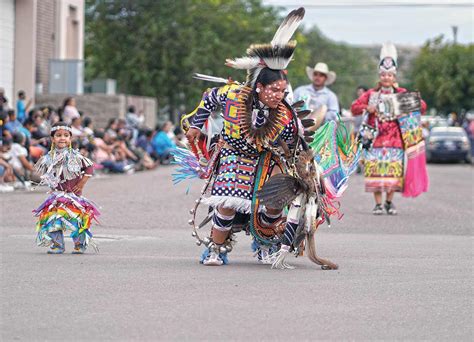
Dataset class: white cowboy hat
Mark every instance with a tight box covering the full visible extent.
[305,62,336,85]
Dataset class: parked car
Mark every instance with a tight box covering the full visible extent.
[423,116,449,129]
[426,127,471,163]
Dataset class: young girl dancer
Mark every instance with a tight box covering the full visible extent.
[33,122,99,254]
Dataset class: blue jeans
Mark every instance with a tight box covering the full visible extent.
[48,230,86,250]
[101,160,125,173]
[48,230,65,250]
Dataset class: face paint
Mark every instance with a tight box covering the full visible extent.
[258,80,287,109]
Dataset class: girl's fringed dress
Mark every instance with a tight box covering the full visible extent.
[33,148,100,253]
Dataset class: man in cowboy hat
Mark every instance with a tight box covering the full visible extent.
[293,62,339,125]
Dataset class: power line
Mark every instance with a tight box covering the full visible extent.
[267,1,473,8]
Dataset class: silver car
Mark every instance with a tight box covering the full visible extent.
[426,127,471,163]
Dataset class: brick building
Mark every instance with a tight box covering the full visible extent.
[0,0,157,128]
[0,0,84,105]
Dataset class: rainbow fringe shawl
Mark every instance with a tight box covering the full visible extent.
[33,191,100,249]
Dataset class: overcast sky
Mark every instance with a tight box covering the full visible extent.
[263,0,473,46]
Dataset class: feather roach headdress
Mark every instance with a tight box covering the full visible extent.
[225,7,305,88]
[379,42,398,74]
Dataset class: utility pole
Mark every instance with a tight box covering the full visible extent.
[452,26,458,44]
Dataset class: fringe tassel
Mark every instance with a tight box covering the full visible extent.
[305,231,338,270]
[270,245,295,269]
[201,196,251,214]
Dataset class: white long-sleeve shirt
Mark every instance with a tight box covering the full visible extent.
[293,84,340,122]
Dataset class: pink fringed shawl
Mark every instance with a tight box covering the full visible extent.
[398,110,429,197]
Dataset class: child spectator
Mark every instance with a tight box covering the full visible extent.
[9,132,37,182]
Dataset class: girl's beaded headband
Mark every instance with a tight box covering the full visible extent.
[51,125,72,133]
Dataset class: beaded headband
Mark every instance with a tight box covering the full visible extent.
[51,125,72,133]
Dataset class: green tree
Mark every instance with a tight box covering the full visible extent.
[410,36,474,114]
[85,1,378,121]
[85,0,280,122]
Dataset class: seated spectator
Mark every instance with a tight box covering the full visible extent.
[79,140,96,160]
[105,118,119,139]
[0,110,8,135]
[7,132,39,184]
[126,105,145,129]
[82,116,95,140]
[117,118,133,143]
[164,121,176,141]
[4,110,24,134]
[151,122,176,164]
[135,149,157,171]
[23,119,47,161]
[136,128,154,155]
[0,139,15,192]
[133,129,157,171]
[126,106,145,143]
[33,110,51,137]
[116,134,138,162]
[3,128,13,141]
[5,110,32,152]
[93,130,134,174]
[43,106,60,126]
[173,126,187,148]
[62,97,80,124]
[71,116,88,144]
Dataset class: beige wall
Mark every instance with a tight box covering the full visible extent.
[36,94,157,129]
[0,0,15,104]
[1,0,86,105]
[14,0,37,104]
[55,0,84,60]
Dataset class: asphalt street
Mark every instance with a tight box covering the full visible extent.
[1,163,472,341]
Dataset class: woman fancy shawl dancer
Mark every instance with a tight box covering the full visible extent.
[351,42,429,215]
